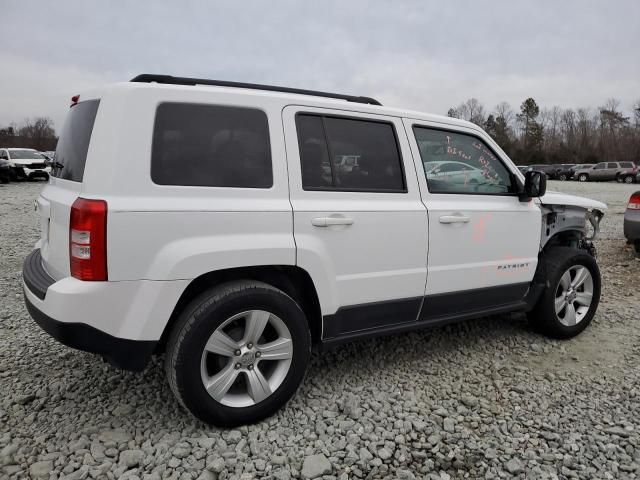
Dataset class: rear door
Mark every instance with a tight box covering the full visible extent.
[283,106,428,339]
[591,162,607,180]
[405,119,540,319]
[37,99,100,279]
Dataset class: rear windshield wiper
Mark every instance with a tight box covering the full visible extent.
[46,160,64,170]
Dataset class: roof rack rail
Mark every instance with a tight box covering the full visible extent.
[130,74,382,106]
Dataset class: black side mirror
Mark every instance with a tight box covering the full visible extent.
[520,170,547,201]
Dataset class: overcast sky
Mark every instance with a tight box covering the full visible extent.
[1,1,638,131]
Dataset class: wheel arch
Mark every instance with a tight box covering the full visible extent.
[157,265,323,352]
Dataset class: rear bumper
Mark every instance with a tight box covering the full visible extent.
[22,249,188,371]
[624,210,640,242]
[24,291,156,371]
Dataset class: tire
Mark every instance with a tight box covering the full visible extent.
[634,240,640,255]
[623,175,635,184]
[578,173,589,182]
[616,174,624,183]
[165,280,311,426]
[528,247,601,339]
[558,174,567,181]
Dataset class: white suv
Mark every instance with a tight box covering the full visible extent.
[23,74,607,426]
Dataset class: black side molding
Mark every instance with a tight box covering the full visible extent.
[323,297,423,339]
[23,249,55,300]
[130,74,383,106]
[321,283,532,349]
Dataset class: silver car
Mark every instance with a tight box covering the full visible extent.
[574,161,637,183]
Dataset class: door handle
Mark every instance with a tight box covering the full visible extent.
[311,216,354,227]
[439,214,470,224]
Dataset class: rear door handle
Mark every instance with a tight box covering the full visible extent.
[311,216,354,227]
[439,214,470,224]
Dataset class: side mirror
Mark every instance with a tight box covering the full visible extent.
[520,170,547,201]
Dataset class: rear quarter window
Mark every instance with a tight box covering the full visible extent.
[53,100,100,182]
[151,103,272,188]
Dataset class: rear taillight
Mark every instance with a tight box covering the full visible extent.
[628,193,640,210]
[69,198,107,281]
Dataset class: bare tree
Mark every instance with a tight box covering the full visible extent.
[17,117,56,151]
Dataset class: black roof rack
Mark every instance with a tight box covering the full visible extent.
[130,74,382,106]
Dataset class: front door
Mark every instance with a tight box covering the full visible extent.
[404,120,541,320]
[283,106,429,339]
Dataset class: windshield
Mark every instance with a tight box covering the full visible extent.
[9,150,44,160]
[53,100,100,181]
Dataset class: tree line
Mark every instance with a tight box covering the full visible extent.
[447,98,640,166]
[0,117,57,151]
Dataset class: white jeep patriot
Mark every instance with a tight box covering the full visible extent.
[23,74,606,426]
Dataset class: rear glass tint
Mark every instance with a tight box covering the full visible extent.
[53,100,100,182]
[151,103,272,188]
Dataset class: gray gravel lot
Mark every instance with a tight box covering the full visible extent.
[1,180,639,480]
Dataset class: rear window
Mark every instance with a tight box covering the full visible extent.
[151,103,272,188]
[53,100,100,182]
[296,114,405,192]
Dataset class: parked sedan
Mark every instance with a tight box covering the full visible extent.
[554,164,576,181]
[527,164,558,178]
[424,160,487,185]
[624,191,640,254]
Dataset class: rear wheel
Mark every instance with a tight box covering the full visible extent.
[165,280,311,426]
[528,247,601,339]
[558,174,567,181]
[578,173,589,182]
[623,175,635,184]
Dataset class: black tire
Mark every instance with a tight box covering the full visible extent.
[528,247,601,339]
[165,280,311,426]
[616,174,624,183]
[634,240,640,255]
[578,173,589,182]
[623,175,635,184]
[558,174,567,181]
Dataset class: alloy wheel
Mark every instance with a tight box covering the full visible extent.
[554,265,594,326]
[200,310,293,408]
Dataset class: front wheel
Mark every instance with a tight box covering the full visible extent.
[578,173,589,182]
[528,247,601,339]
[558,174,567,181]
[165,281,311,426]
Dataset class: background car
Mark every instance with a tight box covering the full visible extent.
[624,191,640,254]
[0,158,11,183]
[574,161,637,182]
[527,164,558,178]
[554,164,576,181]
[0,148,52,180]
[615,162,638,183]
[424,160,488,186]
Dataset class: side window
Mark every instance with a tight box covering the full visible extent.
[151,103,272,188]
[607,162,618,169]
[412,127,515,195]
[296,114,405,192]
[620,162,634,168]
[0,150,7,160]
[594,163,606,170]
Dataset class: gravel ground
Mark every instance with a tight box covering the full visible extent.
[1,180,639,480]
